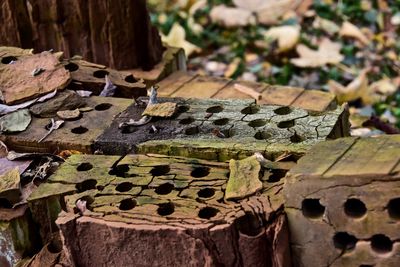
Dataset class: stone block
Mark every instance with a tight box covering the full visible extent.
[28,153,293,266]
[284,135,400,267]
[95,97,349,160]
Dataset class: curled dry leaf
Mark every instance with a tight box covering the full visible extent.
[234,83,262,100]
[161,23,201,57]
[0,109,31,133]
[369,78,397,96]
[291,38,344,67]
[210,5,255,28]
[339,21,370,46]
[329,69,380,104]
[264,25,300,52]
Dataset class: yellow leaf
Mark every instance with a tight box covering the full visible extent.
[312,16,340,35]
[161,23,201,57]
[329,69,380,104]
[224,58,241,78]
[339,21,370,46]
[264,25,300,52]
[291,38,344,67]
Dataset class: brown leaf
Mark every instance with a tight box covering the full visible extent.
[339,21,370,46]
[291,38,344,67]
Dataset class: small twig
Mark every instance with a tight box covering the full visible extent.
[234,84,262,100]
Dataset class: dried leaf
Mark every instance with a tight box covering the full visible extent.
[210,5,255,28]
[224,58,241,77]
[57,109,81,120]
[0,109,31,133]
[328,69,379,104]
[161,23,201,57]
[291,38,344,67]
[256,0,299,25]
[369,78,397,96]
[142,102,177,117]
[339,21,370,46]
[313,16,340,35]
[264,25,300,52]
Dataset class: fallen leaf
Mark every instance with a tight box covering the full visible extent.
[224,58,241,77]
[328,69,380,104]
[313,16,340,35]
[369,78,397,96]
[233,0,269,12]
[339,21,370,46]
[256,0,299,25]
[0,109,31,133]
[57,109,81,120]
[264,25,300,52]
[291,38,344,67]
[142,102,177,117]
[161,23,201,57]
[210,5,255,28]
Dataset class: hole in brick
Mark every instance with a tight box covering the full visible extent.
[119,198,136,211]
[302,199,325,218]
[359,265,373,267]
[93,70,109,78]
[268,169,288,183]
[96,185,105,191]
[76,179,97,192]
[371,234,393,254]
[191,166,210,178]
[0,198,12,209]
[71,126,88,134]
[109,164,129,177]
[198,207,219,219]
[197,188,215,198]
[121,125,138,134]
[254,131,271,140]
[278,120,295,128]
[290,133,304,143]
[236,212,263,236]
[344,198,367,218]
[1,56,17,64]
[179,116,195,125]
[241,105,259,114]
[78,195,94,211]
[124,74,137,83]
[274,106,292,115]
[116,182,134,192]
[155,183,174,195]
[206,105,223,113]
[157,202,174,216]
[150,165,170,176]
[95,103,112,111]
[213,118,229,125]
[333,232,358,252]
[77,162,93,172]
[178,105,190,113]
[185,126,199,135]
[47,239,63,253]
[64,63,79,72]
[215,129,235,138]
[248,119,266,128]
[387,198,400,220]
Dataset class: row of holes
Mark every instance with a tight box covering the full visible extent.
[114,198,219,219]
[302,198,400,220]
[179,116,296,129]
[178,105,293,116]
[333,232,394,255]
[64,63,138,83]
[78,162,212,179]
[47,103,113,135]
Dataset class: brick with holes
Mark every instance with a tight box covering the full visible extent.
[95,97,350,160]
[284,135,400,267]
[28,153,293,267]
[0,95,133,154]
